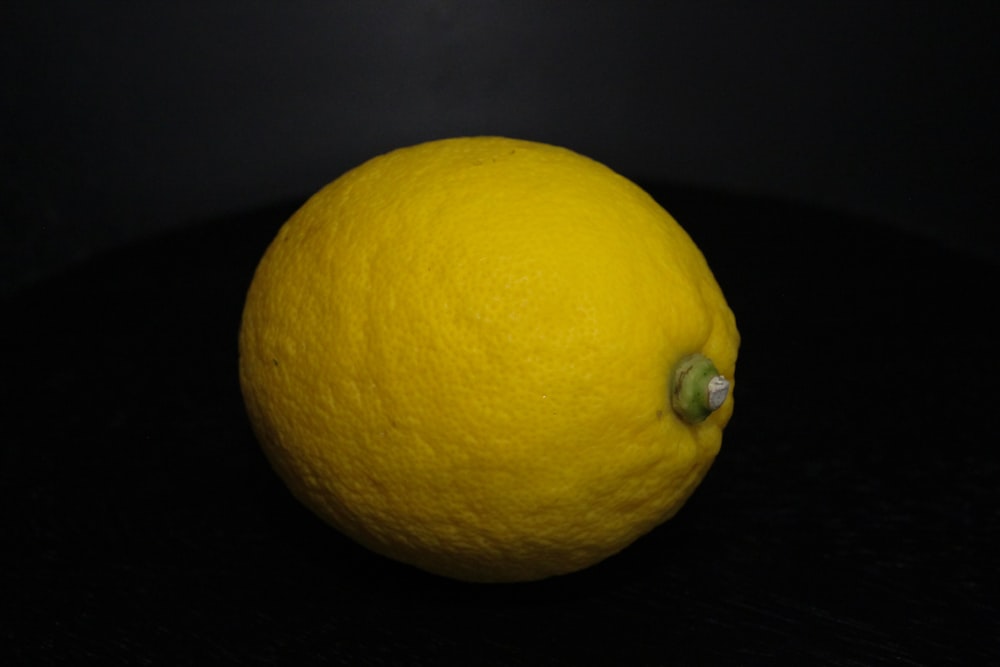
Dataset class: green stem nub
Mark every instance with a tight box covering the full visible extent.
[671,353,730,424]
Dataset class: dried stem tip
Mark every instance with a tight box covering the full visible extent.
[671,353,730,424]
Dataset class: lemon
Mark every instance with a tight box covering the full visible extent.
[238,136,739,582]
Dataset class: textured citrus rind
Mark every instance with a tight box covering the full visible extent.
[239,137,739,581]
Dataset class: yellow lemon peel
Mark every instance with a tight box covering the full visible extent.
[239,136,739,582]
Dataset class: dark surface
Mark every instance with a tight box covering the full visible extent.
[3,186,998,665]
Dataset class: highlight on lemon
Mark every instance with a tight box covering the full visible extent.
[238,136,739,582]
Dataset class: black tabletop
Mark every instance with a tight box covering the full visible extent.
[3,186,998,665]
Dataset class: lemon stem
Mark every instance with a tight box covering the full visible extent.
[671,353,730,424]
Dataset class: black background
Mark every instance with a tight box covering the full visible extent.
[3,1,1000,293]
[3,2,999,665]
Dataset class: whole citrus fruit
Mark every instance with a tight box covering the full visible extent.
[239,136,739,582]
